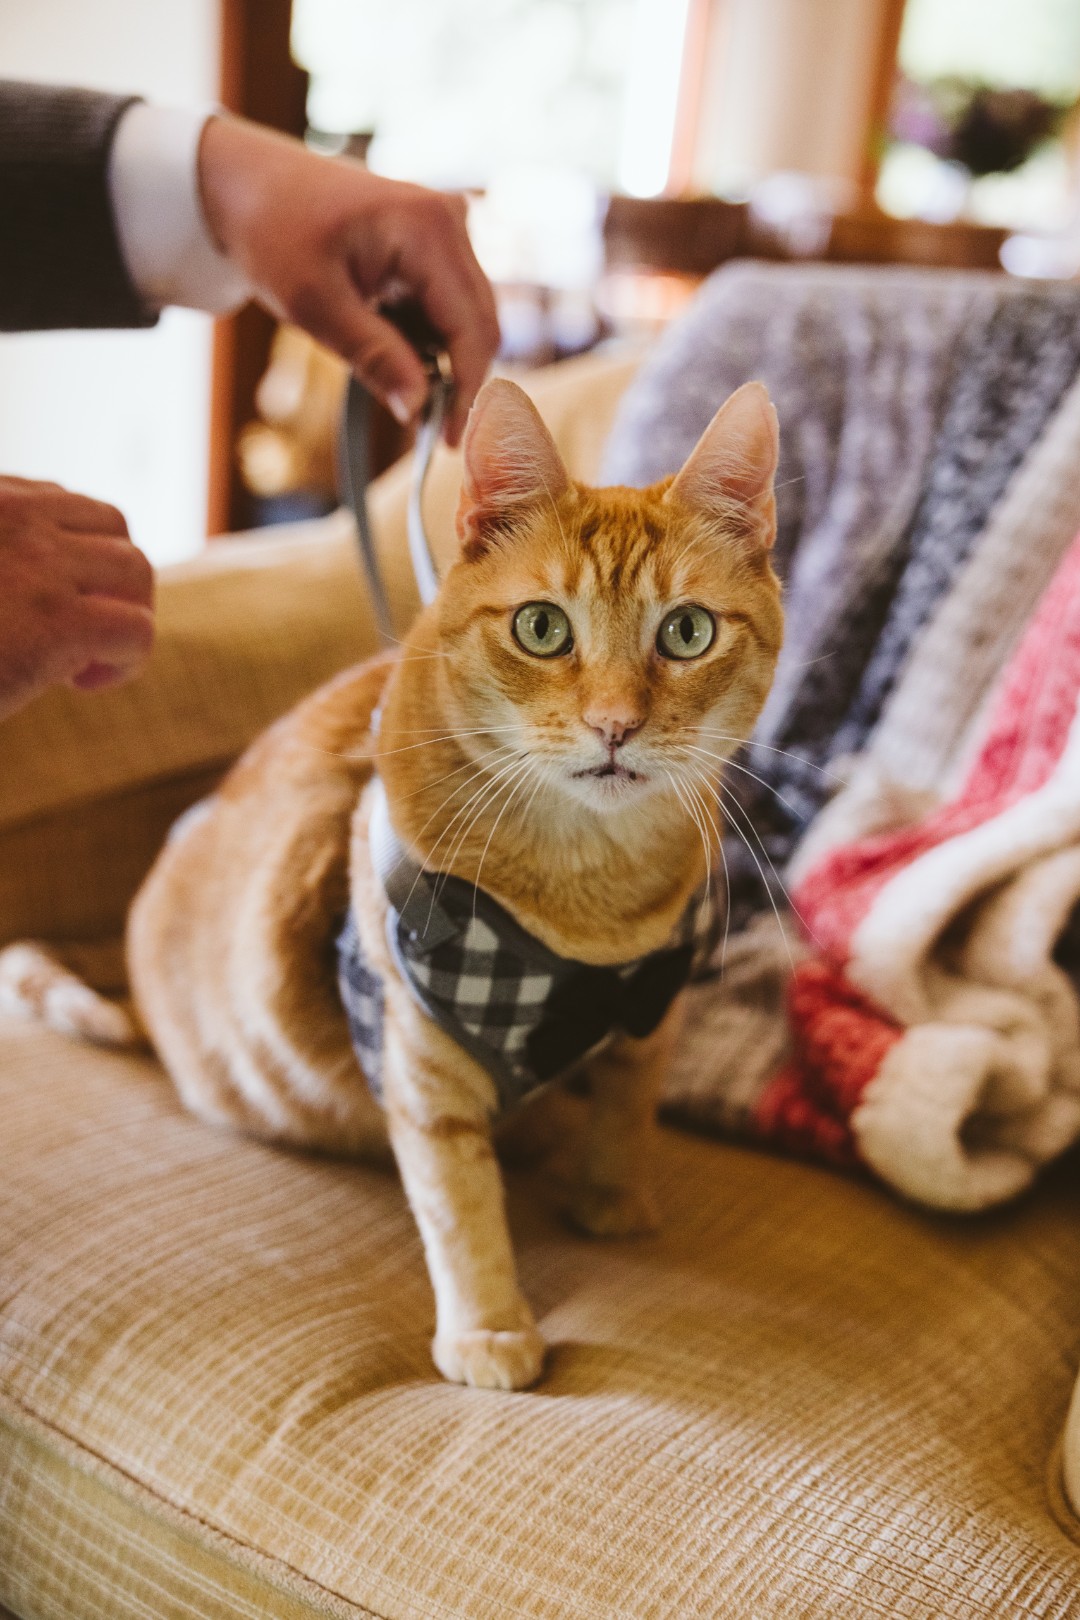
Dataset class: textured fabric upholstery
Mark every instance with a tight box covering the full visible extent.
[0,346,641,951]
[3,346,1080,1617]
[0,516,374,843]
[2,1017,1080,1619]
[0,517,373,948]
[603,264,1080,926]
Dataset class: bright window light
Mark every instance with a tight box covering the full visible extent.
[617,0,693,197]
[900,0,1080,100]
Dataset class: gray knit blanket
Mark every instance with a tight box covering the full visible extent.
[602,262,1080,930]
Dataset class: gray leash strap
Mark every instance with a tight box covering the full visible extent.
[407,374,447,608]
[339,376,394,644]
[339,365,450,647]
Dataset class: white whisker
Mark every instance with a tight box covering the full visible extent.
[471,759,538,913]
[692,731,843,783]
[395,745,519,805]
[677,742,803,819]
[300,723,523,766]
[385,724,522,736]
[396,751,527,920]
[663,768,713,900]
[427,754,534,897]
[431,756,536,920]
[676,767,723,946]
[371,727,522,760]
[714,773,825,957]
[709,787,799,975]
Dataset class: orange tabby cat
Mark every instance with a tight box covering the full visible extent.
[3,377,782,1391]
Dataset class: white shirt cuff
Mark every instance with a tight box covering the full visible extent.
[108,102,253,317]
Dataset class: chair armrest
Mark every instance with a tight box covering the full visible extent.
[0,515,373,944]
[0,514,371,836]
[0,346,641,944]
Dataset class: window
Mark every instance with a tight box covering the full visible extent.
[878,0,1080,231]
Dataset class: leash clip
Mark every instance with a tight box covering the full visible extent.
[338,301,452,646]
[407,353,452,610]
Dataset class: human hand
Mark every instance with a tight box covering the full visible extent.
[0,478,154,722]
[198,117,501,447]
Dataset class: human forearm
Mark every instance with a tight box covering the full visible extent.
[0,80,152,332]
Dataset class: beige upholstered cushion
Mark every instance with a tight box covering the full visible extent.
[0,520,374,945]
[5,342,1079,1615]
[2,1016,1080,1618]
[0,347,642,949]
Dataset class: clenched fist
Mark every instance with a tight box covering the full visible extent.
[0,477,154,721]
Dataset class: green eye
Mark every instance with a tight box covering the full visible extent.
[512,602,573,658]
[657,604,716,660]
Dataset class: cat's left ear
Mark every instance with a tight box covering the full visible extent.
[665,381,779,550]
[456,378,571,554]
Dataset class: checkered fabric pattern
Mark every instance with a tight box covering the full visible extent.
[338,860,720,1115]
[336,915,384,1088]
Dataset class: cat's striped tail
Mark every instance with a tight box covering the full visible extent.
[0,943,144,1048]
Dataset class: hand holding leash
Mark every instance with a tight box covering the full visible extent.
[340,298,458,642]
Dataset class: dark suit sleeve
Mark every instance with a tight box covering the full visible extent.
[0,80,157,331]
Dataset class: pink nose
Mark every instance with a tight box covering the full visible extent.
[584,710,644,749]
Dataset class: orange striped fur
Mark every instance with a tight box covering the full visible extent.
[12,379,783,1390]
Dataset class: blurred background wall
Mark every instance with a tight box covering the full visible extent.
[691,0,900,192]
[2,0,1080,561]
[0,0,220,565]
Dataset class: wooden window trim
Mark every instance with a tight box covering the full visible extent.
[207,0,308,535]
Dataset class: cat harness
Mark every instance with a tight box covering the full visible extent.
[337,781,722,1115]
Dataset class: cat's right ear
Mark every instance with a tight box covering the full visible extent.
[455,378,570,556]
[665,381,779,550]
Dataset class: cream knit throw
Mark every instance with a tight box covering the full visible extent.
[794,365,1080,878]
[606,264,1080,929]
[774,532,1080,1210]
[671,377,1080,1188]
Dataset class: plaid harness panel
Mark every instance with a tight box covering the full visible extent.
[337,783,721,1115]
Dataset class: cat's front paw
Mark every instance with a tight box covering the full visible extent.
[567,1183,660,1238]
[433,1326,546,1391]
